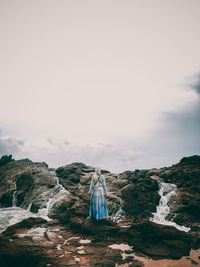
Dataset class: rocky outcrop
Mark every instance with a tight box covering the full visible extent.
[158,155,200,229]
[0,154,14,167]
[0,154,200,266]
[119,170,160,218]
[0,217,144,267]
[0,158,58,211]
[127,219,197,259]
[0,235,50,267]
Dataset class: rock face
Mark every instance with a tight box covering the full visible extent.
[127,219,194,259]
[157,155,200,229]
[0,154,14,166]
[119,170,160,218]
[0,158,58,211]
[0,154,200,266]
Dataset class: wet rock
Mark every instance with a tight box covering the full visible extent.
[3,217,47,237]
[159,155,200,229]
[0,235,50,267]
[0,155,200,265]
[0,158,59,211]
[127,219,193,259]
[120,174,160,218]
[56,162,87,185]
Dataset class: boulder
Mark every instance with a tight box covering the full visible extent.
[127,219,193,259]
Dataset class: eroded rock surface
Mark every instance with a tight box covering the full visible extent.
[0,154,200,266]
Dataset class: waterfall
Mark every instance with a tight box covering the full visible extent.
[12,191,17,207]
[37,174,70,220]
[112,206,124,222]
[12,182,17,207]
[150,176,190,232]
[0,173,70,233]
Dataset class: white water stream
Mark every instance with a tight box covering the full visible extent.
[150,176,190,232]
[0,173,70,233]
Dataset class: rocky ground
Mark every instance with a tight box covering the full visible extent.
[0,154,200,266]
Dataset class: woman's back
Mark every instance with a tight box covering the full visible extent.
[93,173,101,187]
[89,168,108,220]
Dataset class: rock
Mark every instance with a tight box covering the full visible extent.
[3,217,47,237]
[49,193,89,223]
[0,155,200,265]
[0,154,14,166]
[0,159,59,211]
[177,155,200,166]
[120,175,160,218]
[127,219,194,259]
[158,156,200,228]
[0,235,50,267]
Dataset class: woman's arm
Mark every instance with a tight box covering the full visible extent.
[89,174,94,194]
[102,175,108,195]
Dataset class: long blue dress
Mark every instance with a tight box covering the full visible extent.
[89,174,108,220]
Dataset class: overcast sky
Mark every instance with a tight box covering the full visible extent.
[0,0,200,173]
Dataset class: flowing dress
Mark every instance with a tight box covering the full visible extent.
[88,174,108,220]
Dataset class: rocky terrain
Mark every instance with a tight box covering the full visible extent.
[0,154,200,266]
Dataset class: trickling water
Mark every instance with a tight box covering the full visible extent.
[0,173,70,233]
[12,191,17,207]
[12,182,17,207]
[150,177,190,232]
[37,175,70,220]
[0,207,39,233]
[112,206,124,223]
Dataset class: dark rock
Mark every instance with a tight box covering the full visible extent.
[120,177,160,218]
[0,155,200,264]
[3,217,47,236]
[127,219,193,259]
[158,155,200,228]
[0,154,14,166]
[177,155,200,166]
[0,235,49,267]
[0,159,58,210]
[0,191,13,207]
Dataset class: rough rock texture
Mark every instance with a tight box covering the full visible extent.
[119,170,160,218]
[0,154,200,266]
[127,219,196,259]
[158,155,200,229]
[1,217,144,267]
[0,154,14,167]
[0,158,58,211]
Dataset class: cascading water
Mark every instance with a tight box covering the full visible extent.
[37,176,70,220]
[12,182,17,207]
[150,176,190,232]
[12,191,17,207]
[0,172,70,233]
[112,206,124,223]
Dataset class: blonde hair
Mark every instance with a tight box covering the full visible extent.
[95,167,101,175]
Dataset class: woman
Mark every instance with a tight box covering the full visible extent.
[89,166,108,220]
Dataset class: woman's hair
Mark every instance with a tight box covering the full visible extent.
[95,167,101,175]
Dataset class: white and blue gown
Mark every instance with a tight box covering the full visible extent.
[88,174,108,220]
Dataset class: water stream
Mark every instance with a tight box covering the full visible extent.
[0,172,70,233]
[150,176,190,232]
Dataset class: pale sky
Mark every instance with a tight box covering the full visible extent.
[0,0,200,173]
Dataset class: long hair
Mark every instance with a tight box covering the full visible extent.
[95,167,101,175]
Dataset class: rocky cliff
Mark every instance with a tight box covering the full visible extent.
[0,154,199,266]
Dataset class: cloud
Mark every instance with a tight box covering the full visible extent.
[185,72,200,95]
[136,73,200,161]
[0,129,145,173]
[0,72,199,173]
[32,141,145,173]
[0,135,25,156]
[159,72,200,148]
